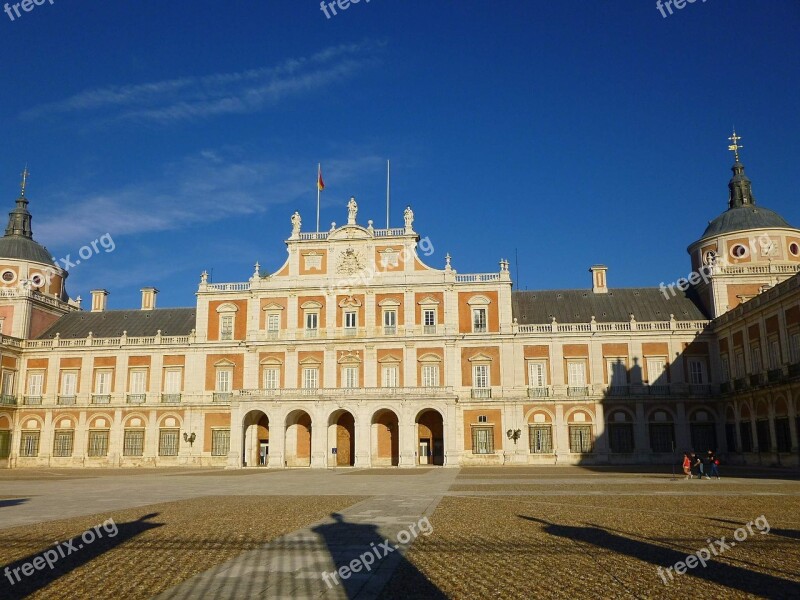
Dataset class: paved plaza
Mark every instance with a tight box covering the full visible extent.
[0,466,798,599]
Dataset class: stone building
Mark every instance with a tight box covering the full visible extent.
[0,141,798,469]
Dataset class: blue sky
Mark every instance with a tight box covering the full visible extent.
[0,0,798,308]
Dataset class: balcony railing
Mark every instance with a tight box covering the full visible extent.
[304,329,318,339]
[767,368,783,383]
[58,395,76,405]
[213,392,232,402]
[126,394,147,404]
[91,394,111,404]
[266,330,280,340]
[471,388,492,399]
[749,373,765,387]
[606,385,629,397]
[527,386,549,398]
[23,395,42,405]
[790,363,800,378]
[0,395,17,405]
[567,386,589,397]
[383,326,396,335]
[423,325,437,334]
[720,381,732,394]
[647,385,671,396]
[239,386,454,400]
[689,384,711,396]
[161,393,182,404]
[733,377,748,390]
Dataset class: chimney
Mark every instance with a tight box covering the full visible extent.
[140,287,159,311]
[90,289,109,312]
[590,265,608,294]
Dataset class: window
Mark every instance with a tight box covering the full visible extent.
[608,423,634,453]
[472,308,487,333]
[735,351,745,378]
[263,368,279,390]
[87,430,109,457]
[649,423,675,453]
[164,369,182,393]
[606,359,627,387]
[688,359,706,384]
[720,355,730,382]
[302,367,318,390]
[212,429,231,456]
[768,340,780,370]
[775,418,791,453]
[129,370,147,394]
[567,361,586,387]
[220,314,234,340]
[750,346,762,374]
[739,422,753,452]
[343,366,358,389]
[477,415,488,423]
[305,312,319,333]
[0,430,10,459]
[792,332,800,364]
[94,370,112,394]
[422,364,440,387]
[27,372,44,397]
[267,313,280,336]
[383,310,397,334]
[569,425,593,453]
[382,366,398,388]
[344,311,357,330]
[423,309,436,334]
[1,371,14,396]
[473,364,489,388]
[19,431,40,457]
[529,425,553,453]
[472,427,494,454]
[216,369,232,392]
[647,358,667,385]
[159,429,180,456]
[528,362,546,388]
[725,423,737,453]
[61,371,77,397]
[123,429,145,456]
[53,430,74,457]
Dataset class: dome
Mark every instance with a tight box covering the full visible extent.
[0,235,55,265]
[701,205,791,239]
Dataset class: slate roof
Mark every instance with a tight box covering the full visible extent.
[511,287,709,324]
[37,308,196,339]
[0,235,55,265]
[701,205,791,239]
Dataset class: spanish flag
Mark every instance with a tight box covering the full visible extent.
[317,165,325,191]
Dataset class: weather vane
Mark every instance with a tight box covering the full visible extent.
[728,129,743,162]
[20,164,29,196]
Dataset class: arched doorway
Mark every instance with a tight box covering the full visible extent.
[242,410,269,467]
[285,410,312,467]
[416,409,444,466]
[372,409,399,467]
[328,410,355,467]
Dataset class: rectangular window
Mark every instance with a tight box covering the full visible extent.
[267,313,280,333]
[529,425,552,453]
[164,369,182,393]
[263,368,279,390]
[608,424,634,453]
[129,370,147,394]
[87,430,109,457]
[302,367,318,390]
[220,314,234,340]
[720,355,730,382]
[649,423,675,453]
[1,371,14,396]
[382,366,398,388]
[383,310,397,334]
[725,423,737,453]
[423,309,436,333]
[768,339,780,370]
[775,418,791,453]
[472,308,487,333]
[343,366,358,389]
[528,362,546,388]
[53,430,74,457]
[211,429,231,456]
[647,358,667,385]
[791,332,800,363]
[472,427,494,454]
[606,359,627,386]
[158,429,180,456]
[0,430,10,459]
[567,361,586,387]
[27,372,44,397]
[19,431,40,457]
[735,351,745,378]
[422,364,440,387]
[344,311,357,329]
[305,312,318,330]
[216,369,232,392]
[61,371,77,397]
[473,364,489,388]
[569,425,593,453]
[739,422,753,452]
[123,429,145,456]
[95,370,112,394]
[688,359,706,384]
[750,346,762,374]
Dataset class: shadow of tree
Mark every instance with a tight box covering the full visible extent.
[518,515,799,598]
[0,513,162,600]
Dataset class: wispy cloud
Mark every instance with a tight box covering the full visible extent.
[21,42,380,123]
[34,150,385,247]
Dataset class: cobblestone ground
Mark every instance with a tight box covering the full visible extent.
[382,470,800,600]
[0,495,362,600]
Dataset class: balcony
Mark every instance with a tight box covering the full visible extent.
[0,395,17,406]
[527,386,549,398]
[343,327,358,337]
[567,386,589,397]
[383,326,396,335]
[22,395,42,405]
[91,394,111,404]
[213,392,232,402]
[161,393,182,404]
[767,368,783,383]
[239,386,455,401]
[266,330,280,340]
[790,363,800,378]
[606,385,629,397]
[423,325,437,334]
[749,373,765,387]
[471,388,492,399]
[689,384,711,396]
[733,377,748,390]
[126,394,147,404]
[57,395,76,405]
[720,381,732,394]
[304,328,318,339]
[647,385,671,396]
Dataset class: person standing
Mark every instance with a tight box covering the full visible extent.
[682,452,692,479]
[692,452,703,479]
[708,450,720,479]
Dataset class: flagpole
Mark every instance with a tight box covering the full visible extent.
[316,163,321,233]
[386,159,390,229]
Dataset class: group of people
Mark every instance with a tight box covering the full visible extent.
[682,450,720,480]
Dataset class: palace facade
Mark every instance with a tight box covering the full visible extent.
[0,146,799,469]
